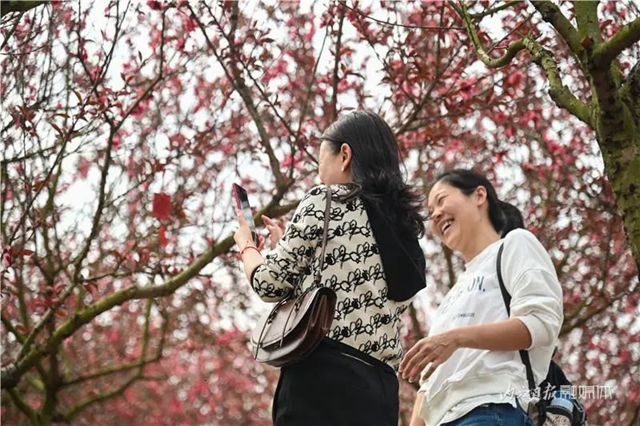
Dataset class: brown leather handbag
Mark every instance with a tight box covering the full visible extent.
[250,189,337,368]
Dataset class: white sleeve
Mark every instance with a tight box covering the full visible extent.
[501,229,564,350]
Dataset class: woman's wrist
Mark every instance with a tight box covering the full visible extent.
[240,245,259,256]
[447,328,466,350]
[240,240,261,257]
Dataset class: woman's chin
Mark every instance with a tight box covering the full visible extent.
[441,233,458,252]
[440,238,454,251]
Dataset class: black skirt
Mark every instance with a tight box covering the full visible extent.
[272,338,399,426]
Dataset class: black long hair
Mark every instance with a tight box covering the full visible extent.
[433,169,524,237]
[320,111,426,238]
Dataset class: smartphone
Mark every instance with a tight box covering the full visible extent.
[232,183,259,244]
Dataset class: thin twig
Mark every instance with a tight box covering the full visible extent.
[331,5,346,121]
[338,0,466,31]
[470,0,522,19]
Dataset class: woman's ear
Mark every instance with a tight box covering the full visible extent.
[340,143,352,171]
[475,185,488,206]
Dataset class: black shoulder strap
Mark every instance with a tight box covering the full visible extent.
[313,187,332,285]
[496,243,537,391]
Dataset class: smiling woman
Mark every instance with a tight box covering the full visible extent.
[401,169,563,426]
[426,170,524,262]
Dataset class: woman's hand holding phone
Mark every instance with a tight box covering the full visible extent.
[232,183,284,252]
[234,208,258,252]
[232,183,261,249]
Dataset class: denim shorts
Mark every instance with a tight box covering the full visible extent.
[441,402,534,426]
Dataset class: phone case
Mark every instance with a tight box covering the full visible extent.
[232,184,259,244]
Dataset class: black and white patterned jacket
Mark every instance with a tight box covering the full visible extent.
[250,184,416,367]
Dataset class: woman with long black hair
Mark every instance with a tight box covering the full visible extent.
[234,111,427,425]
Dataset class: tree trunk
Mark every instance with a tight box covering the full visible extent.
[0,1,47,17]
[590,58,640,273]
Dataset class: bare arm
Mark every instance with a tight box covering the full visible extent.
[410,391,425,426]
[238,241,264,281]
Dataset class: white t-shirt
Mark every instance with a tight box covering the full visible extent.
[419,229,564,425]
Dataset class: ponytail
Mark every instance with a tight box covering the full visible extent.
[497,200,524,237]
[433,169,525,237]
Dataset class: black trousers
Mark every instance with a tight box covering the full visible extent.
[272,338,399,426]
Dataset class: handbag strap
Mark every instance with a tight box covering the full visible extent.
[496,243,537,392]
[313,186,333,286]
[273,187,332,347]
